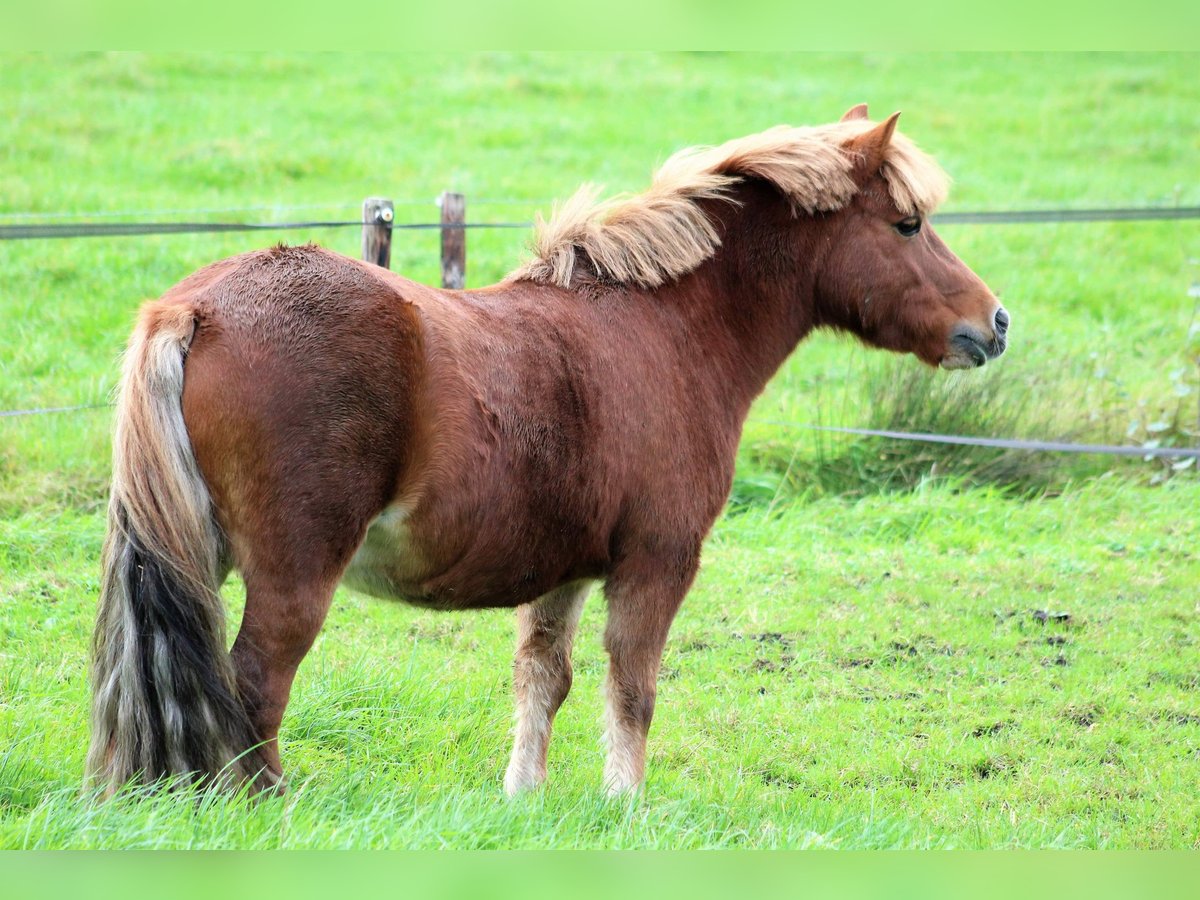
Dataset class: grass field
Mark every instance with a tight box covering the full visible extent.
[1,52,1199,848]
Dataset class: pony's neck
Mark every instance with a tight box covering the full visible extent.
[650,182,826,414]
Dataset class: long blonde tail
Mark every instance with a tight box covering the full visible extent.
[87,302,264,792]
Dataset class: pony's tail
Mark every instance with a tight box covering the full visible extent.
[86,301,266,794]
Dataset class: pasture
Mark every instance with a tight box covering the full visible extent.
[1,52,1199,848]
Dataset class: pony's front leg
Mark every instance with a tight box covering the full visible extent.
[230,570,340,787]
[504,581,589,795]
[601,556,695,794]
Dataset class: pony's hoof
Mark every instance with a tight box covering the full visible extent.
[602,778,643,798]
[250,768,287,798]
[503,768,545,797]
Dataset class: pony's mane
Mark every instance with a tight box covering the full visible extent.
[510,119,950,290]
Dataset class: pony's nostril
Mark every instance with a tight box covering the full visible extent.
[994,307,1010,335]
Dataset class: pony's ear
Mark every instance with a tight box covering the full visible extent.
[840,103,869,122]
[844,111,900,175]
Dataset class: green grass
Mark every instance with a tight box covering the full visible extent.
[5,481,1200,848]
[2,51,1199,848]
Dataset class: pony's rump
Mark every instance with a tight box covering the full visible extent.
[87,301,267,793]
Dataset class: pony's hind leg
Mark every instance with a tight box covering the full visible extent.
[179,280,422,790]
[601,555,695,794]
[216,486,385,786]
[230,570,342,784]
[504,581,589,795]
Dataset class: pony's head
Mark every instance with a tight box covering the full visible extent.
[813,104,1007,369]
[513,105,1008,369]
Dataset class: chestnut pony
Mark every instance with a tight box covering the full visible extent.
[88,106,1007,796]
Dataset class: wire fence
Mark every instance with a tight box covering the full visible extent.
[0,220,534,240]
[0,198,557,221]
[3,401,1198,461]
[1,206,1198,241]
[0,403,111,418]
[3,197,1197,464]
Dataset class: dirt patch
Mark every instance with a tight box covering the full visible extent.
[734,631,796,649]
[1159,711,1200,726]
[887,636,956,660]
[1033,610,1072,624]
[1063,704,1102,728]
[752,655,795,673]
[970,755,1015,779]
[839,656,875,669]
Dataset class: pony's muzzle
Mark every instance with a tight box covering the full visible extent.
[942,315,1007,370]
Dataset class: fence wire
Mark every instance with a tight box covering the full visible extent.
[0,198,553,220]
[3,199,1197,462]
[3,400,1195,460]
[0,403,110,418]
[1,207,1197,241]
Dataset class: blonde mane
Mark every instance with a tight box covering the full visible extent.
[510,119,950,290]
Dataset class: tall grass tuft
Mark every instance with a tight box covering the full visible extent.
[734,357,1126,506]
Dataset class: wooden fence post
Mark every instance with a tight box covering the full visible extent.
[361,197,394,269]
[440,191,465,289]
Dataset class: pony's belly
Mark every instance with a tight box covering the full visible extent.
[342,503,536,610]
[341,503,433,606]
[342,501,586,610]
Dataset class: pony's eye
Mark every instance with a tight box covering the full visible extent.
[894,217,922,237]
